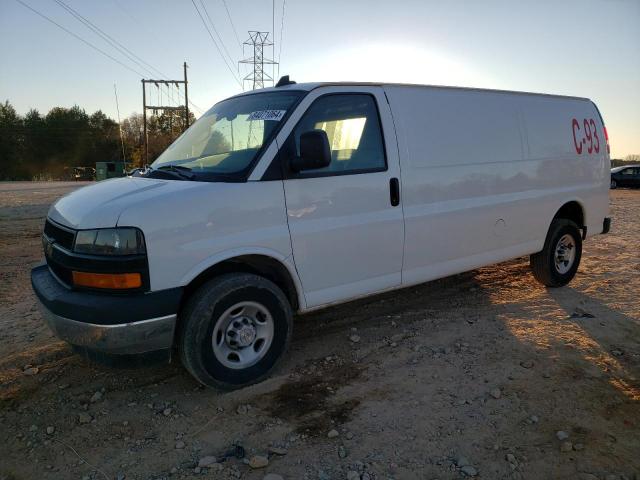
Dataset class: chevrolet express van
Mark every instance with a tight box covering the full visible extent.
[32,79,611,388]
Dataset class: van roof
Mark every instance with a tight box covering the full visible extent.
[233,81,591,102]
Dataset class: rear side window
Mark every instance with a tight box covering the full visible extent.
[289,94,386,176]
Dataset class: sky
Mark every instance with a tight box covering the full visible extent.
[1,0,638,159]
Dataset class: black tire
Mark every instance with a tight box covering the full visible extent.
[530,219,582,287]
[610,179,617,189]
[179,273,293,389]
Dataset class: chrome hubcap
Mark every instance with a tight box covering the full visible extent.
[212,301,273,369]
[554,234,576,274]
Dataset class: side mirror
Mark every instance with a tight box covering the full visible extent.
[290,130,331,172]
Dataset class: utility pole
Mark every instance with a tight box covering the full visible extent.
[183,61,189,128]
[141,62,190,164]
[113,84,126,164]
[239,31,278,90]
[142,79,147,165]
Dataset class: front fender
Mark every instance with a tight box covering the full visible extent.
[180,247,306,310]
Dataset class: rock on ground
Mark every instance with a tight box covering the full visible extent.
[198,455,217,467]
[249,455,269,469]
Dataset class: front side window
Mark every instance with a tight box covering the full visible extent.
[289,94,386,175]
[153,91,303,178]
[621,168,634,176]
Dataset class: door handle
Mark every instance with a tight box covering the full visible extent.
[389,177,400,207]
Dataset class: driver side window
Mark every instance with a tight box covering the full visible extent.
[289,94,386,176]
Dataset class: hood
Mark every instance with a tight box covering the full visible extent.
[48,177,203,229]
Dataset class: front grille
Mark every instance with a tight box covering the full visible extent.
[47,256,73,286]
[44,219,75,251]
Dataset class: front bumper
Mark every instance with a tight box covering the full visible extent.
[40,309,176,355]
[31,264,182,355]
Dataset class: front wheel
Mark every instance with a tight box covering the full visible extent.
[530,219,582,287]
[610,179,617,189]
[179,273,293,389]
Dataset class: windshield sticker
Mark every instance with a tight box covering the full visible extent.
[247,110,287,121]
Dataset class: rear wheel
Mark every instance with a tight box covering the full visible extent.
[530,219,582,287]
[610,179,617,189]
[179,273,293,389]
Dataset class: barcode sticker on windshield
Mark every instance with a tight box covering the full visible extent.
[247,110,286,121]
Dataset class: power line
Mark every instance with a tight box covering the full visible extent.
[199,0,236,69]
[190,0,242,86]
[16,0,205,119]
[52,0,192,111]
[53,0,167,80]
[188,98,204,115]
[51,0,204,116]
[114,83,126,161]
[221,0,241,47]
[278,0,286,64]
[14,0,146,77]
[110,0,139,25]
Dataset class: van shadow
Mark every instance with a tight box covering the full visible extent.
[280,258,640,476]
[292,268,499,343]
[548,286,639,400]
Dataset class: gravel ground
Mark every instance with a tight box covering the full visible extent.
[0,181,638,480]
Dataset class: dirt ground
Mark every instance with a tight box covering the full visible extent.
[0,181,638,480]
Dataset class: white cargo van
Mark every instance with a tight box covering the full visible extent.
[32,78,611,388]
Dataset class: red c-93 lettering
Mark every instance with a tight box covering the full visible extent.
[572,118,582,154]
[589,118,600,153]
[572,117,600,155]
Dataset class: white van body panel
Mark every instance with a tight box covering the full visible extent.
[383,85,609,286]
[48,177,169,229]
[273,86,405,307]
[518,94,609,235]
[115,180,297,296]
[48,176,300,301]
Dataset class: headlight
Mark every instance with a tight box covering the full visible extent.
[73,228,146,256]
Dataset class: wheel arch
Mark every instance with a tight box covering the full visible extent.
[552,199,585,233]
[179,250,305,314]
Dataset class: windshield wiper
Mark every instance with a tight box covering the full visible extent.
[134,165,194,181]
[158,164,192,172]
[160,165,196,179]
[134,165,243,183]
[157,164,196,179]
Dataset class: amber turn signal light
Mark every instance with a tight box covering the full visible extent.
[72,271,142,289]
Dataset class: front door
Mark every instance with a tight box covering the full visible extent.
[620,168,633,187]
[633,168,640,187]
[281,88,404,308]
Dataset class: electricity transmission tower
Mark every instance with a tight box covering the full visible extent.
[239,31,278,90]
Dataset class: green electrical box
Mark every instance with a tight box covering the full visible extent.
[95,162,127,181]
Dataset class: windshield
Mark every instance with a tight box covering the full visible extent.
[152,91,304,177]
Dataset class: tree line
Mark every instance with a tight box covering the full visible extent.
[0,100,194,180]
[611,155,640,167]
